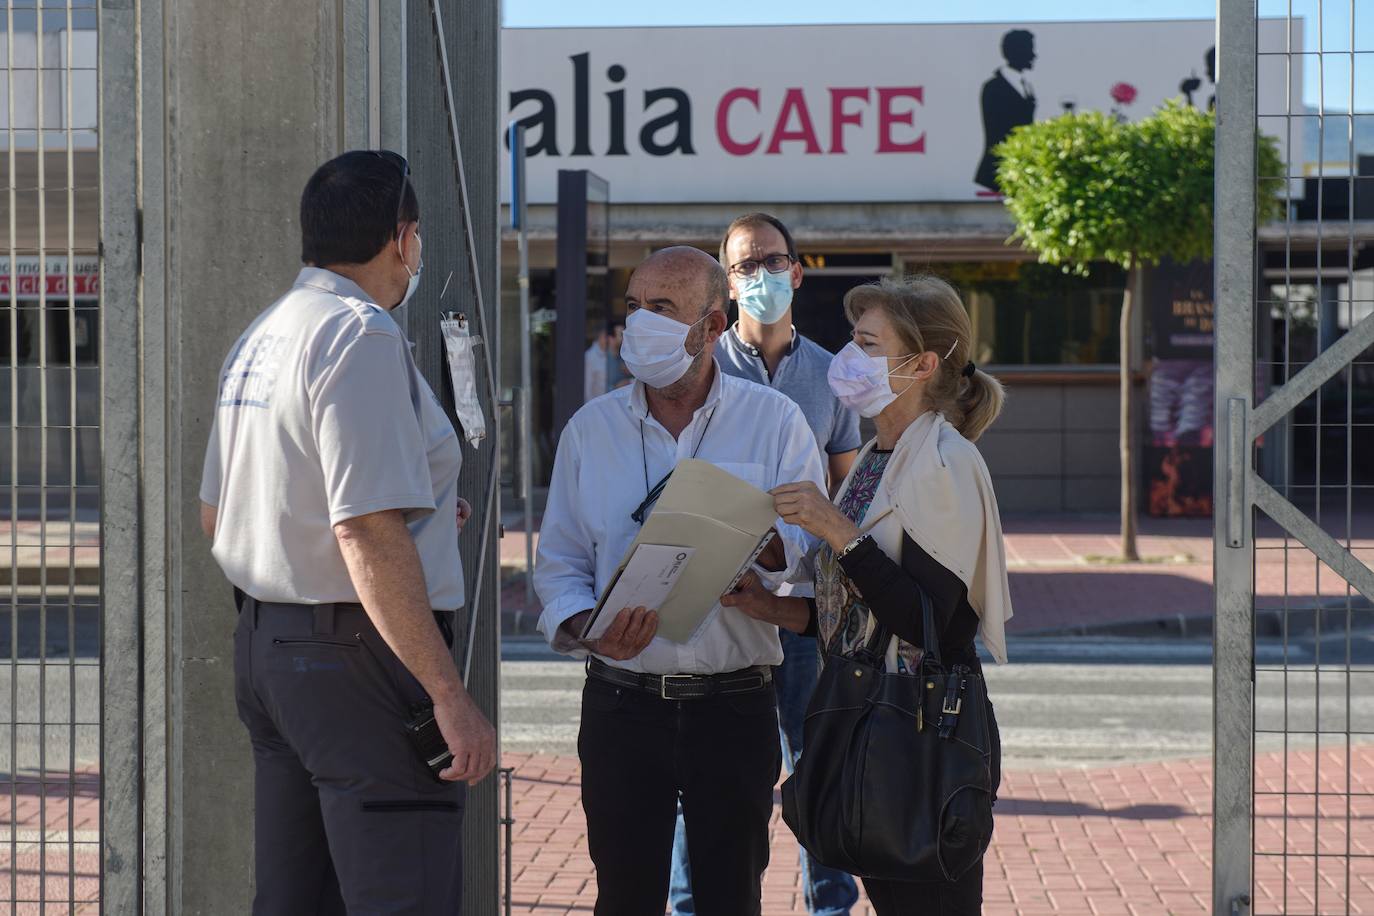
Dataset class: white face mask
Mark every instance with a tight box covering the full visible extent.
[735,269,794,325]
[397,229,422,309]
[827,341,919,418]
[620,307,710,389]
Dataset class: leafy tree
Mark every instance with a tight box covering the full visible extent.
[996,100,1284,560]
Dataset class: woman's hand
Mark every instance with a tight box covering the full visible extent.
[456,498,473,533]
[771,482,861,553]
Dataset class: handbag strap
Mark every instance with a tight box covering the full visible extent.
[917,585,941,667]
[829,539,944,670]
[850,586,941,671]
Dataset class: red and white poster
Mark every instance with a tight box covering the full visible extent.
[0,257,100,299]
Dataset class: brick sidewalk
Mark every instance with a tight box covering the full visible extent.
[0,771,100,914]
[504,746,1374,915]
[2,750,1370,912]
[500,513,1374,635]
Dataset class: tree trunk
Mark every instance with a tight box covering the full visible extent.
[1119,263,1141,562]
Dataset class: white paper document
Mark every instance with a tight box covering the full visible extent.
[582,544,696,642]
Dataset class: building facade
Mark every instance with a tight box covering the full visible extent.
[497,19,1372,516]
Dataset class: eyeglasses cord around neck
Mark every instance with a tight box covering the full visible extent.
[631,406,719,525]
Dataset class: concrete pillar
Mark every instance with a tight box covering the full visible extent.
[163,3,340,909]
[101,1,496,912]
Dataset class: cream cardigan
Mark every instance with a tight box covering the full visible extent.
[836,411,1014,665]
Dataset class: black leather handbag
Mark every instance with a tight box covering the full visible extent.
[781,589,995,882]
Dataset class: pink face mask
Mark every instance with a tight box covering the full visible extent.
[827,343,919,418]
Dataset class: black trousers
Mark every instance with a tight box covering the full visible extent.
[862,863,983,916]
[577,674,781,916]
[861,695,1002,916]
[233,598,466,915]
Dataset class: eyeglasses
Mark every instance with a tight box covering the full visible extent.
[370,149,411,228]
[728,253,794,279]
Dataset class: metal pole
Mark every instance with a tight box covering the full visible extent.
[510,124,536,605]
[99,0,145,909]
[1212,0,1258,910]
[409,1,501,909]
[500,765,515,916]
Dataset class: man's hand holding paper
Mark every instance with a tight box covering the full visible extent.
[564,606,659,661]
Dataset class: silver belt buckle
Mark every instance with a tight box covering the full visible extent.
[660,674,694,700]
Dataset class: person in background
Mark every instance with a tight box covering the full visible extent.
[668,212,860,916]
[584,325,626,402]
[199,150,494,914]
[584,332,609,403]
[534,246,826,915]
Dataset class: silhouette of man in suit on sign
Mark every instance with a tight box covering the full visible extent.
[975,29,1037,193]
[1180,46,1216,111]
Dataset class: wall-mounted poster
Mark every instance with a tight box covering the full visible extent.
[1146,259,1214,517]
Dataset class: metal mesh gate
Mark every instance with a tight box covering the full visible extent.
[0,1,100,911]
[1215,0,1374,912]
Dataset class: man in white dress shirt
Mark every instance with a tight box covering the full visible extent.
[534,246,825,915]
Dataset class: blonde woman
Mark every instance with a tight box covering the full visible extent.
[723,276,1014,914]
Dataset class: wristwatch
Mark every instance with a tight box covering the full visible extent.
[837,533,872,560]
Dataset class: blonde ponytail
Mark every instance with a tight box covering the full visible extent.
[955,368,1005,442]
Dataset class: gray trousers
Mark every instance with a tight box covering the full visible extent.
[233,597,466,915]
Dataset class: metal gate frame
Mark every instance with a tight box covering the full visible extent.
[97,0,503,910]
[1213,0,1374,911]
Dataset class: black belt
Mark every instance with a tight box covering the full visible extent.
[235,593,456,649]
[586,657,772,701]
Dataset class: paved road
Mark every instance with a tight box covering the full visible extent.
[500,634,1374,769]
[2,630,1371,777]
[0,661,100,776]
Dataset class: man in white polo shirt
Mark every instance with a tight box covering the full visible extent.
[199,150,493,914]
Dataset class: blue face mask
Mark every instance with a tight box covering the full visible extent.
[735,268,794,325]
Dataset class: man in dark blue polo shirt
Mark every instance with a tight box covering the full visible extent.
[669,212,861,916]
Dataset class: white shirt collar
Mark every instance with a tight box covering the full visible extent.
[627,359,726,421]
[999,66,1033,98]
[294,267,376,305]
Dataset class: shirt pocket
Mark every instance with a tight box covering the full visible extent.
[710,461,768,493]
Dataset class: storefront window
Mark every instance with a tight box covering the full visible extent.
[0,303,99,367]
[921,261,1126,366]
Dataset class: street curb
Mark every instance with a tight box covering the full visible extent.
[500,569,1374,641]
[1027,598,1374,639]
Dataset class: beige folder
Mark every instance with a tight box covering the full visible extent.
[581,459,780,644]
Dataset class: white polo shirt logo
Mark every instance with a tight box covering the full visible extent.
[219,332,292,409]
